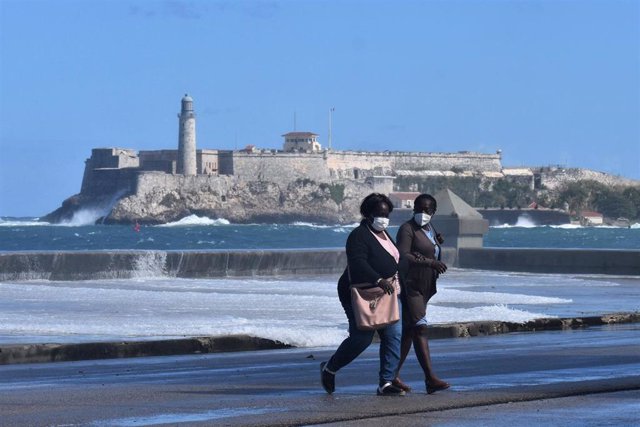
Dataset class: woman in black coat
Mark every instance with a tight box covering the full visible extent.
[395,193,450,394]
[320,193,405,396]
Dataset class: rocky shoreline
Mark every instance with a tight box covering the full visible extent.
[42,176,372,225]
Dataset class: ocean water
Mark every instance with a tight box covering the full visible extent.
[1,214,639,251]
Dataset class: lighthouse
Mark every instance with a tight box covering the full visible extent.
[177,94,197,175]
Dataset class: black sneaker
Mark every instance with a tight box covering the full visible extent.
[377,381,406,396]
[320,361,335,394]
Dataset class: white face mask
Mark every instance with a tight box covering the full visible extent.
[414,213,431,227]
[371,217,389,231]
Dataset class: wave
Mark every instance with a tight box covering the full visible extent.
[428,304,554,325]
[490,214,538,228]
[514,215,537,228]
[291,221,360,229]
[631,223,640,229]
[59,208,110,227]
[157,215,231,227]
[291,221,335,228]
[433,289,572,305]
[0,282,563,347]
[131,251,167,278]
[548,223,583,229]
[0,212,111,228]
[550,224,629,229]
[57,190,130,227]
[491,223,633,230]
[2,270,633,347]
[0,218,50,227]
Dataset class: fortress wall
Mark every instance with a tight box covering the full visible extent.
[326,151,502,174]
[326,152,394,175]
[134,171,182,193]
[86,149,505,197]
[218,151,234,175]
[81,168,138,196]
[228,152,331,182]
[134,172,232,195]
[89,148,139,169]
[221,150,503,183]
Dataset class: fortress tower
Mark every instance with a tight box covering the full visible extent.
[177,94,197,175]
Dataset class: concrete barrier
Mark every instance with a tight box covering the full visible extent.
[1,312,637,365]
[0,249,349,281]
[0,335,291,365]
[1,247,638,281]
[459,247,640,275]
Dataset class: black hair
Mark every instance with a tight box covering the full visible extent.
[413,194,437,211]
[360,193,394,218]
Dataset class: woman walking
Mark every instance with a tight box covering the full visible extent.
[321,193,405,396]
[395,193,450,394]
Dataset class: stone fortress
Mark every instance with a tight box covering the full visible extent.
[46,95,638,225]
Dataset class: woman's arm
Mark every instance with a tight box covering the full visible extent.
[396,223,434,266]
[346,228,383,284]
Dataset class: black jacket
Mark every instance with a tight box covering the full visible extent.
[396,219,440,324]
[337,220,399,305]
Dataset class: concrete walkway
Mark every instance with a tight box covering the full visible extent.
[1,324,638,426]
[312,390,640,426]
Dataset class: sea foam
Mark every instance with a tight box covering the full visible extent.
[0,271,605,347]
[158,215,230,227]
[0,218,49,227]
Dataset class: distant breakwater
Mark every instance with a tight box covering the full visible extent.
[0,249,348,281]
[1,248,639,281]
[459,248,640,275]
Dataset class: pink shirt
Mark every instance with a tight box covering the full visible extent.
[369,229,400,294]
[370,230,400,263]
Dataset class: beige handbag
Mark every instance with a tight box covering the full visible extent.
[350,274,400,331]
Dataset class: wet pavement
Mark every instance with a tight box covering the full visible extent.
[1,324,639,426]
[313,390,640,426]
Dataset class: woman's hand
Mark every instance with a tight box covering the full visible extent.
[377,278,395,295]
[412,252,428,262]
[432,261,448,274]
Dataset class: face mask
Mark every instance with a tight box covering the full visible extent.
[414,213,431,227]
[371,217,389,231]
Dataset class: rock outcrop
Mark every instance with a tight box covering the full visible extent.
[48,173,374,225]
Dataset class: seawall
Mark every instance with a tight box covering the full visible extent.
[459,248,640,275]
[2,312,637,364]
[476,208,571,226]
[0,249,349,281]
[1,248,638,281]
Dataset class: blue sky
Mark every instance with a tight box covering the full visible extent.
[1,0,638,216]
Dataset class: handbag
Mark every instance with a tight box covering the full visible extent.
[349,273,400,331]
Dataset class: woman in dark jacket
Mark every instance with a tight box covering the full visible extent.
[395,193,450,394]
[321,193,405,396]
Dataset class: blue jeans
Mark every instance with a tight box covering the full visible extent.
[326,296,402,385]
